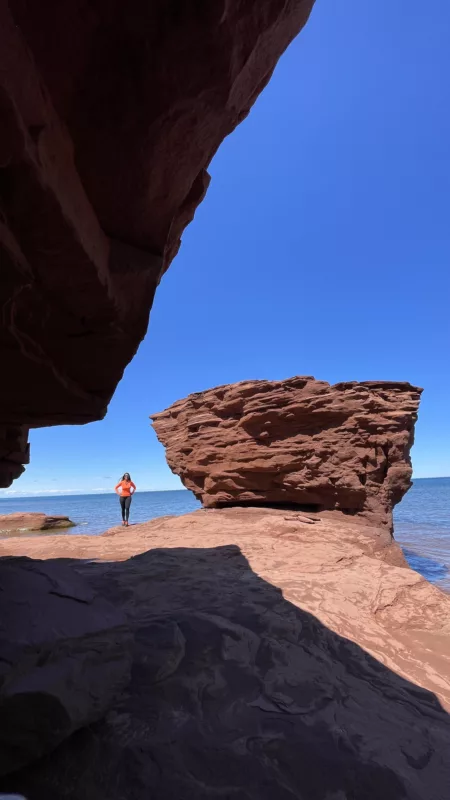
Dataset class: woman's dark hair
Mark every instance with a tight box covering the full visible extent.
[121,473,131,481]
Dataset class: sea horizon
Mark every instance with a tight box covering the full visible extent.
[0,487,190,499]
[0,475,448,501]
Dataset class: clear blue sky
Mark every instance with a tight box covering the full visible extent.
[3,0,449,497]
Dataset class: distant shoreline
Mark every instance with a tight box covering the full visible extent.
[0,478,448,501]
[0,488,190,500]
[411,476,450,481]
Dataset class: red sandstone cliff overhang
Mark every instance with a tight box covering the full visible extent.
[0,0,315,485]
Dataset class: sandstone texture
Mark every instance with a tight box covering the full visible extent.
[152,377,422,529]
[0,0,315,485]
[0,513,75,534]
[0,508,449,798]
[0,557,131,775]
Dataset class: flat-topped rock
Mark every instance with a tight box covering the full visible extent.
[0,513,75,534]
[152,377,422,530]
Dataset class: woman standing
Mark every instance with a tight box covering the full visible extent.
[115,473,136,526]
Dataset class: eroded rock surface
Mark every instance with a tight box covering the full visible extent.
[152,377,422,529]
[0,513,75,534]
[0,557,131,775]
[0,508,449,798]
[0,0,315,484]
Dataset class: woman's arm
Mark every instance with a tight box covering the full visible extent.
[115,482,122,495]
[130,481,136,494]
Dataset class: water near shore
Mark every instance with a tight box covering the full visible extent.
[1,479,449,591]
[0,489,201,537]
[394,477,450,592]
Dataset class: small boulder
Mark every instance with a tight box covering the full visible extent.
[0,513,75,534]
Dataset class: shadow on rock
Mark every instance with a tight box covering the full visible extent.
[1,544,449,800]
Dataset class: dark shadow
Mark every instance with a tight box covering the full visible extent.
[213,503,364,518]
[1,545,449,800]
[402,547,449,583]
[214,501,323,513]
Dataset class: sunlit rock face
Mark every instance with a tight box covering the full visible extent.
[152,376,422,530]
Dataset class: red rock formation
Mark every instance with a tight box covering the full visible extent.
[0,0,315,485]
[152,377,422,529]
[0,512,75,533]
[1,509,449,796]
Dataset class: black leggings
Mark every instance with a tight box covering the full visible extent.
[120,495,132,521]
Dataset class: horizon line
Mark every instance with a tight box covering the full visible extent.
[0,487,189,499]
[0,476,449,500]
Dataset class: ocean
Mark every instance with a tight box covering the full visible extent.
[394,477,450,592]
[0,479,449,592]
[0,489,201,537]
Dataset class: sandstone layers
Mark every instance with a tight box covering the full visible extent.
[0,0,315,486]
[152,377,422,529]
[1,509,449,798]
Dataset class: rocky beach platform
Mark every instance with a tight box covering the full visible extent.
[0,507,449,798]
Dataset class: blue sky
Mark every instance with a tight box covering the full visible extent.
[2,0,449,498]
